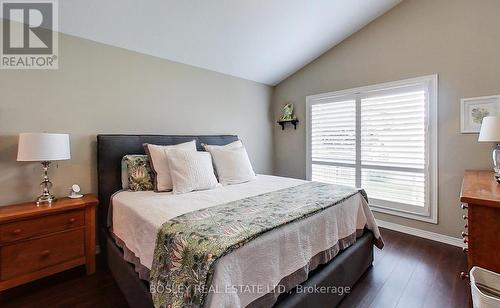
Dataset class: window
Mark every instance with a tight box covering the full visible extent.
[306,75,438,223]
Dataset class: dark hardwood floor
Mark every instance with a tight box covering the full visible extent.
[338,228,470,308]
[0,260,128,308]
[0,228,470,308]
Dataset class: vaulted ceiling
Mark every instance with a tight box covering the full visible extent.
[59,0,401,85]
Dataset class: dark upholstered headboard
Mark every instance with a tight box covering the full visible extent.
[96,134,238,229]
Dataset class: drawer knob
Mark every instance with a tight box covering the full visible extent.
[68,218,76,223]
[464,224,468,228]
[460,272,469,280]
[462,215,468,220]
[12,228,22,235]
[463,248,468,253]
[463,238,468,244]
[461,204,468,210]
[41,250,51,257]
[461,232,468,238]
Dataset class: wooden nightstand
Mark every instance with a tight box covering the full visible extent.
[0,194,98,291]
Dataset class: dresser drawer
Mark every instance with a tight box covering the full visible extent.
[0,210,84,243]
[0,229,85,280]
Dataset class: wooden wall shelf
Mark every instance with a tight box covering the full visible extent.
[277,119,299,130]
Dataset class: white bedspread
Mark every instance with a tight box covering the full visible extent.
[112,175,380,307]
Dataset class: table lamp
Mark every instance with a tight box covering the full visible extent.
[17,133,71,204]
[478,116,500,182]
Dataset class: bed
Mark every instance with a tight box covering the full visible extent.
[97,134,382,308]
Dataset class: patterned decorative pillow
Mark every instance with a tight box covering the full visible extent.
[122,155,154,191]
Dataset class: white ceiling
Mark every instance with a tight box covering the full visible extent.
[59,0,401,85]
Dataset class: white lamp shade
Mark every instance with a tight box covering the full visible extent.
[17,133,71,161]
[478,116,500,142]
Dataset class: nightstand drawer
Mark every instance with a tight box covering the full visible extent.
[0,210,84,243]
[0,229,85,280]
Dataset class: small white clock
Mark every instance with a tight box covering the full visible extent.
[69,184,83,199]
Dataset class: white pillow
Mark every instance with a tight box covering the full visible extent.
[144,140,196,192]
[203,140,243,178]
[206,146,256,185]
[203,140,242,151]
[167,149,219,194]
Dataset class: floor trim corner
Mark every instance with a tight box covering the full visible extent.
[375,219,465,248]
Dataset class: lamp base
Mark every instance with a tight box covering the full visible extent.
[495,174,500,184]
[492,145,500,184]
[36,194,55,205]
[36,161,56,206]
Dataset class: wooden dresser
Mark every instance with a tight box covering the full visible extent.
[460,170,500,276]
[0,194,97,291]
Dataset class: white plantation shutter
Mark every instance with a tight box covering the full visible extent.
[361,90,425,169]
[311,100,356,165]
[361,89,426,208]
[310,99,357,187]
[307,75,438,223]
[311,164,356,187]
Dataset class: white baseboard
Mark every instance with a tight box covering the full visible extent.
[376,219,465,248]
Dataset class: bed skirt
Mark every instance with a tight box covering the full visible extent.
[105,228,374,308]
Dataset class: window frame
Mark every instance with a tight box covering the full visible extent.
[306,75,438,223]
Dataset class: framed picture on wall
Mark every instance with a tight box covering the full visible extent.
[460,95,500,133]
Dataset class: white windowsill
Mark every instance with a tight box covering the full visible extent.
[369,204,438,224]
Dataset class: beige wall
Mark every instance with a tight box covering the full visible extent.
[0,33,274,205]
[2,0,498,239]
[272,0,500,237]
